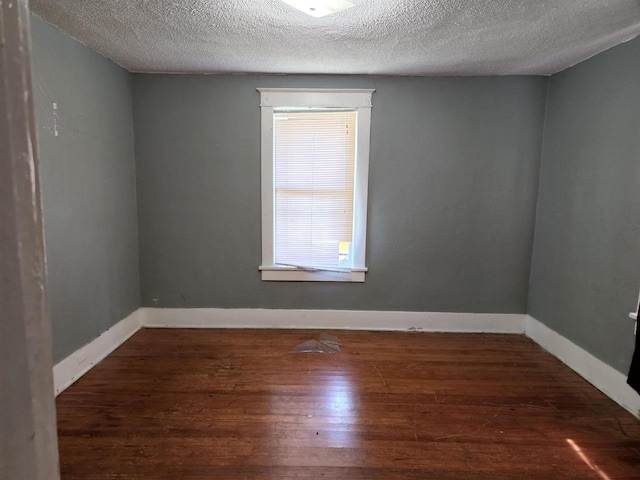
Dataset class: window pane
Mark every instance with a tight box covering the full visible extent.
[274,110,356,268]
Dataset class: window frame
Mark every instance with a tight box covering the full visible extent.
[257,88,374,282]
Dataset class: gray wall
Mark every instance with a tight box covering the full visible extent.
[529,37,640,373]
[133,74,547,313]
[31,18,140,363]
[27,16,640,373]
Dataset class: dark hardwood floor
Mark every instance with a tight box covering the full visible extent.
[56,329,640,479]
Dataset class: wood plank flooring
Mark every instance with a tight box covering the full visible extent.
[56,329,640,479]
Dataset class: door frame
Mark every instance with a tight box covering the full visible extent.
[0,0,60,478]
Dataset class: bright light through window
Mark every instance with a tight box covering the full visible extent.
[274,110,356,270]
[258,88,374,282]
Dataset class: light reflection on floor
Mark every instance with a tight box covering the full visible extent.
[267,366,360,451]
[316,372,357,446]
[566,438,612,480]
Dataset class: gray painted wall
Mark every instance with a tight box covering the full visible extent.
[26,15,640,376]
[133,74,547,313]
[529,37,640,373]
[31,17,140,363]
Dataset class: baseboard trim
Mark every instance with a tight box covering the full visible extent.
[525,315,640,418]
[54,308,640,419]
[53,309,143,396]
[140,307,527,333]
[53,308,524,395]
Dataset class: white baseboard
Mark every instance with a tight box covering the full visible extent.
[54,308,640,420]
[140,307,526,333]
[53,308,523,396]
[525,315,640,418]
[53,309,143,396]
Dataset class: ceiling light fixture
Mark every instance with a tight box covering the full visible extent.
[280,0,355,18]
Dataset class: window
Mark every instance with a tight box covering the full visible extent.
[258,88,374,282]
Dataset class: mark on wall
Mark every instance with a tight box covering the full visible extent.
[52,102,59,137]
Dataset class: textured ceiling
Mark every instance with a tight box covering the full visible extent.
[31,0,640,76]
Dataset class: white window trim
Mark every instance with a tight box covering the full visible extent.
[257,88,374,282]
[629,290,638,335]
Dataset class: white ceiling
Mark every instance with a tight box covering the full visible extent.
[31,0,640,76]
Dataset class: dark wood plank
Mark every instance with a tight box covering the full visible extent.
[56,329,640,479]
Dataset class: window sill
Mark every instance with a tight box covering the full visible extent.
[259,266,367,282]
[630,312,637,320]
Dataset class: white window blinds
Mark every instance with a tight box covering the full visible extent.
[274,110,357,269]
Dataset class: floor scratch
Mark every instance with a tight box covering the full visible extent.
[545,399,560,412]
[374,362,389,395]
[615,416,632,438]
[435,408,503,441]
